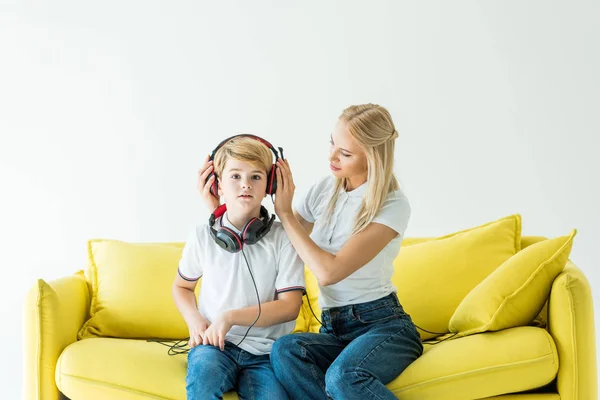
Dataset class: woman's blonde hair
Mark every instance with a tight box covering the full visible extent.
[213,136,273,179]
[326,104,400,236]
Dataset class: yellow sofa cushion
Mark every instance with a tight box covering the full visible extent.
[57,327,557,400]
[392,215,522,340]
[78,239,191,340]
[56,338,239,400]
[450,230,576,337]
[56,327,558,400]
[302,266,322,333]
[387,327,558,399]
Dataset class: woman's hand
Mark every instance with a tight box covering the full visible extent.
[188,313,211,348]
[274,159,295,219]
[203,312,233,351]
[197,155,221,212]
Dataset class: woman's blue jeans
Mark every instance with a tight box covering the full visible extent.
[271,293,423,400]
[187,341,288,400]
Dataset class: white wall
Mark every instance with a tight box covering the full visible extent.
[1,1,598,398]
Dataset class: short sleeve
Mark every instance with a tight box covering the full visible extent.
[275,238,306,294]
[178,227,203,281]
[371,192,411,237]
[294,176,331,223]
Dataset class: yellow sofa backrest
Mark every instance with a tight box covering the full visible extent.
[74,234,550,340]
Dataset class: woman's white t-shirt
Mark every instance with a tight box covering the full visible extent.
[295,176,411,309]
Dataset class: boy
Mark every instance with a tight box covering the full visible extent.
[172,136,305,400]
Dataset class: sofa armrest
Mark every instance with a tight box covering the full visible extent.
[23,271,91,400]
[548,261,597,400]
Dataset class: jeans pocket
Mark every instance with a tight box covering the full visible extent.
[353,305,398,324]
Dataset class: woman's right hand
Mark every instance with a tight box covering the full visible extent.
[188,313,211,348]
[197,155,221,212]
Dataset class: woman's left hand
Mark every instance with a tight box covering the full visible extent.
[274,159,295,218]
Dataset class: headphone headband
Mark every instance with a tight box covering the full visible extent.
[207,134,284,197]
[209,204,227,225]
[209,134,281,163]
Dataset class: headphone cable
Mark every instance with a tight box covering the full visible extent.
[304,292,332,334]
[237,247,261,347]
[149,247,261,355]
[303,293,452,344]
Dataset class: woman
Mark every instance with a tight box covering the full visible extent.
[198,104,422,400]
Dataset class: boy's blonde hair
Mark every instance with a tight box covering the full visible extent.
[325,104,400,236]
[213,136,273,179]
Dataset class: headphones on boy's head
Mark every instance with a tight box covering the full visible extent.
[209,204,275,253]
[206,134,284,197]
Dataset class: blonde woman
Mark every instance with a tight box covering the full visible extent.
[198,104,422,399]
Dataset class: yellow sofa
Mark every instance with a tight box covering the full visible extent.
[23,217,597,400]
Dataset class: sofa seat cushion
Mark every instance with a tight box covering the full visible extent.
[387,327,558,400]
[57,328,557,400]
[56,338,238,400]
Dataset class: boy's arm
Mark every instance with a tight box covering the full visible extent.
[174,226,208,346]
[216,229,305,328]
[203,231,306,351]
[204,291,303,350]
[172,274,210,347]
[225,290,303,327]
[213,233,306,329]
[172,274,203,326]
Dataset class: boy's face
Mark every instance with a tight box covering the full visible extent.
[218,158,268,212]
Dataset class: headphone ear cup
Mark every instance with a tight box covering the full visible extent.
[207,173,219,197]
[266,164,277,195]
[216,227,242,253]
[241,218,265,245]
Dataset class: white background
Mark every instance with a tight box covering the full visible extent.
[1,1,598,398]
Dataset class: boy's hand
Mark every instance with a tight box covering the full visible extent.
[188,314,211,348]
[197,155,221,212]
[203,312,233,351]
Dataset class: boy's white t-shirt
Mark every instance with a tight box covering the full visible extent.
[294,175,411,310]
[178,212,305,356]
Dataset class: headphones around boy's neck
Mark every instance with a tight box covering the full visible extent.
[205,134,284,197]
[209,204,275,253]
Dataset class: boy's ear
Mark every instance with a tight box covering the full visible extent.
[217,178,223,197]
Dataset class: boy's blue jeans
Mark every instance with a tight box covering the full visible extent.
[186,341,288,400]
[271,293,423,400]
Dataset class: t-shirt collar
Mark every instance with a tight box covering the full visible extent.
[220,212,242,235]
[342,180,368,199]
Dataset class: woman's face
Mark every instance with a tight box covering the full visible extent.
[329,119,368,180]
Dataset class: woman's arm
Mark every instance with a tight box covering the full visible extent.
[275,159,399,286]
[279,211,397,286]
[294,210,314,234]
